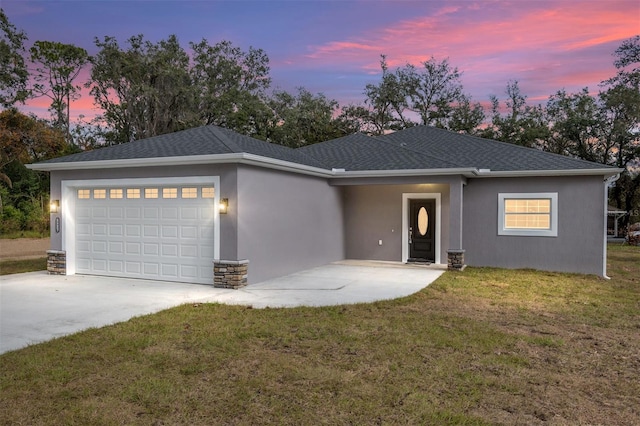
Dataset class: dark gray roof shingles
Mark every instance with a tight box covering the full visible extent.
[36,124,614,173]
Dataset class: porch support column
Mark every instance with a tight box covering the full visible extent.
[447,178,466,270]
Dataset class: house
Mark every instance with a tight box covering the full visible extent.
[28,125,622,287]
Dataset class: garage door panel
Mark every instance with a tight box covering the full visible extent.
[92,224,107,236]
[162,207,178,220]
[162,244,178,257]
[108,260,124,273]
[143,243,159,255]
[126,262,141,274]
[92,207,107,219]
[181,244,198,257]
[126,225,141,237]
[144,208,159,220]
[92,241,107,253]
[126,242,141,255]
[162,226,178,238]
[181,226,198,239]
[109,207,124,219]
[108,241,123,254]
[109,224,123,236]
[75,184,215,284]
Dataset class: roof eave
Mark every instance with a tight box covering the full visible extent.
[26,153,335,178]
[472,168,624,178]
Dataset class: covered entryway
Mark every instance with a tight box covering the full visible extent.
[62,177,220,284]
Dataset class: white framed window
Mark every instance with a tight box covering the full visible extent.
[77,189,90,199]
[93,189,106,199]
[498,192,558,237]
[109,188,123,199]
[127,188,140,199]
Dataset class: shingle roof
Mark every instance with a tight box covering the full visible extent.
[297,133,462,170]
[376,126,608,171]
[37,125,327,169]
[35,124,615,174]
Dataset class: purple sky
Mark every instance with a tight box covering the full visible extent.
[3,0,639,122]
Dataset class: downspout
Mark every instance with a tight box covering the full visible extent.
[603,173,621,279]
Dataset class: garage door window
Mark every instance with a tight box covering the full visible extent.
[162,188,178,198]
[110,189,123,199]
[127,188,140,199]
[202,187,214,198]
[145,188,158,199]
[78,189,90,199]
[182,187,197,198]
[94,189,106,199]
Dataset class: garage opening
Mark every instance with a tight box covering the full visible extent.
[71,183,217,284]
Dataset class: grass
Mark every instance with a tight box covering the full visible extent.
[0,257,47,275]
[1,245,638,425]
[0,230,49,239]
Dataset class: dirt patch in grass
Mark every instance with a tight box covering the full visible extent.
[0,237,50,260]
[1,245,638,425]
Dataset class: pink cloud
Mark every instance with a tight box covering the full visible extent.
[298,0,639,99]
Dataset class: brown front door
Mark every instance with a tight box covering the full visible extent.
[409,199,435,262]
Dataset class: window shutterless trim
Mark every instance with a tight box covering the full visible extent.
[498,192,558,237]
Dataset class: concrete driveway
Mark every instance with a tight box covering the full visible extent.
[0,261,444,354]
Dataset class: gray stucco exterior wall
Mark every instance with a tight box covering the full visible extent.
[235,165,345,284]
[462,175,606,275]
[342,183,451,262]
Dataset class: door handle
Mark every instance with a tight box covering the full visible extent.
[409,227,413,244]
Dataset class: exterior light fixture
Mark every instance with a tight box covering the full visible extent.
[219,198,228,214]
[50,199,60,213]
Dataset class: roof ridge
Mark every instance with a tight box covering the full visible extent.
[206,125,242,153]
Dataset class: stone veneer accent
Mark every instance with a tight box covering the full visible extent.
[47,250,66,275]
[447,249,466,271]
[213,259,249,289]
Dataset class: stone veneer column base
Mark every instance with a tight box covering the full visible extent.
[213,260,249,289]
[447,249,466,271]
[47,250,66,275]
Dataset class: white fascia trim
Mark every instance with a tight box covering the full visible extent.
[27,153,334,178]
[333,168,479,178]
[473,168,624,178]
[28,154,623,180]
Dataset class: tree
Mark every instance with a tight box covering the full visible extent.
[89,34,197,144]
[483,80,549,148]
[362,55,413,135]
[267,87,347,147]
[0,108,66,212]
[544,88,608,162]
[190,39,272,137]
[0,9,29,107]
[403,56,468,128]
[30,41,89,141]
[602,36,640,223]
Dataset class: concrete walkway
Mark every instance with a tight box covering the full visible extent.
[0,261,444,354]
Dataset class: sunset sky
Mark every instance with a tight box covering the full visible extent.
[3,0,639,122]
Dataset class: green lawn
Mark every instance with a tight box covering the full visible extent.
[1,245,638,425]
[0,257,47,275]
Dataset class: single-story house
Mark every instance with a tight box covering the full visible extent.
[28,125,622,287]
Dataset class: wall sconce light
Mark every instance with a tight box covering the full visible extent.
[219,198,228,214]
[50,200,60,214]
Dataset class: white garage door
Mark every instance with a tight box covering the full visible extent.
[74,185,215,284]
